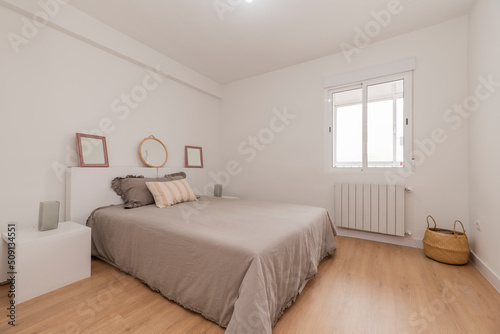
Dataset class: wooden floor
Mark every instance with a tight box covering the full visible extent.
[1,236,500,333]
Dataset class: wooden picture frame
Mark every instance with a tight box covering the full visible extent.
[139,135,168,168]
[76,133,109,167]
[185,146,203,168]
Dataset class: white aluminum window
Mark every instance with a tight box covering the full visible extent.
[325,71,413,172]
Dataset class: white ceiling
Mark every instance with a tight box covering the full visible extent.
[69,0,474,84]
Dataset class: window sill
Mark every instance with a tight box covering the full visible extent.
[326,167,415,174]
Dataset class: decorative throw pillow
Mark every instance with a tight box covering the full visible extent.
[146,179,197,208]
[111,172,186,208]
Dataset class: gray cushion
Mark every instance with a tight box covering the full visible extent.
[111,172,186,208]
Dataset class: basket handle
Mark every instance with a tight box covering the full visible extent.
[426,215,437,229]
[454,220,466,234]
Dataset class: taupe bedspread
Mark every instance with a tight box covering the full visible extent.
[87,197,337,333]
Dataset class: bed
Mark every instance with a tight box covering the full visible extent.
[67,167,337,333]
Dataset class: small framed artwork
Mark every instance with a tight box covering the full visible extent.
[185,146,203,168]
[76,133,109,167]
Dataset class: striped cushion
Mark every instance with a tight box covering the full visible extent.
[146,179,197,208]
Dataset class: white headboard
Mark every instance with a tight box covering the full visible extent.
[66,167,211,225]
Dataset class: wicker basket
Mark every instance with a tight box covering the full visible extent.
[422,215,470,265]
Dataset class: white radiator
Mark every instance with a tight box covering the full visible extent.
[334,184,405,236]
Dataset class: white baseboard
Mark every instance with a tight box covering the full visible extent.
[469,251,500,293]
[336,227,423,249]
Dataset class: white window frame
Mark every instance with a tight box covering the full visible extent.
[324,58,414,173]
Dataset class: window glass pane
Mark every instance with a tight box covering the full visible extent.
[334,88,362,105]
[395,80,404,94]
[367,80,404,100]
[367,99,393,166]
[333,88,362,167]
[396,97,404,165]
[335,104,362,167]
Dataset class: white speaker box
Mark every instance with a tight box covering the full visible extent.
[38,201,60,231]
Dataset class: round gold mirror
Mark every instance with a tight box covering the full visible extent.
[139,135,168,167]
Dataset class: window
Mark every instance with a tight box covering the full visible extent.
[325,69,413,172]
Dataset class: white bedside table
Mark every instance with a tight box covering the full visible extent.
[1,221,91,304]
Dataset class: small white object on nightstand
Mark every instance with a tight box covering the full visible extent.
[1,221,91,304]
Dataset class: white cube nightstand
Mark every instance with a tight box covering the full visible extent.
[1,221,91,304]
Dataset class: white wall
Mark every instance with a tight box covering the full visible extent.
[468,0,500,281]
[1,0,222,98]
[0,4,223,232]
[221,17,470,245]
